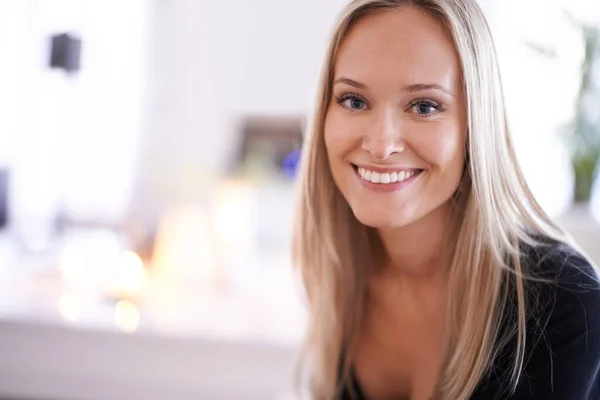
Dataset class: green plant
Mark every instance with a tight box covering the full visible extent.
[524,15,600,203]
[569,24,600,203]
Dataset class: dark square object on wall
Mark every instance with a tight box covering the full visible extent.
[49,33,82,73]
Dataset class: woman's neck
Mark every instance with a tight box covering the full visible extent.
[375,201,455,283]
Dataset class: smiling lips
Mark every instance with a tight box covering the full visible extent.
[356,166,422,184]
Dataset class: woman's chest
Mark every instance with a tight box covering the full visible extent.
[352,294,446,400]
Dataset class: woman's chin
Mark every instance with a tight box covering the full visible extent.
[352,209,410,230]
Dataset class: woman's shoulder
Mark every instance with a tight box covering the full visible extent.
[522,236,599,302]
[515,237,600,399]
[475,237,600,399]
[521,236,599,340]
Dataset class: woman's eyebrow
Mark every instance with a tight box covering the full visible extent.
[402,83,454,96]
[333,77,367,89]
[333,77,454,97]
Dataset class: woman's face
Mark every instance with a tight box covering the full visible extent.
[324,6,467,229]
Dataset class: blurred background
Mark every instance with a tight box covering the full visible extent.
[0,0,599,399]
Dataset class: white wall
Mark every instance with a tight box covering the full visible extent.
[131,0,349,227]
[0,0,148,242]
[0,0,53,229]
[0,1,30,170]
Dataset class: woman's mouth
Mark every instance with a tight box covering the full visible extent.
[352,164,424,185]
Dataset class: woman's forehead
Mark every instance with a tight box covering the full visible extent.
[333,7,461,92]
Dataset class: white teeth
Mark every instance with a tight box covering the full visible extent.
[357,167,419,184]
[371,172,380,183]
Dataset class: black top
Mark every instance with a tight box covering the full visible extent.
[342,239,600,400]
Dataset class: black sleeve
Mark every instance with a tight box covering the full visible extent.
[510,246,600,400]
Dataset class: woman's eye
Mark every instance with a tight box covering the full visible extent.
[411,100,440,116]
[337,95,368,111]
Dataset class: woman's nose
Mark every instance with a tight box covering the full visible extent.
[361,108,406,160]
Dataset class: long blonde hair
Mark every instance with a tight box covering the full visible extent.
[292,1,571,399]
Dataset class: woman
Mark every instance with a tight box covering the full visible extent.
[292,0,600,399]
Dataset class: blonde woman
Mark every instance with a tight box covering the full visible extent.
[292,0,600,399]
